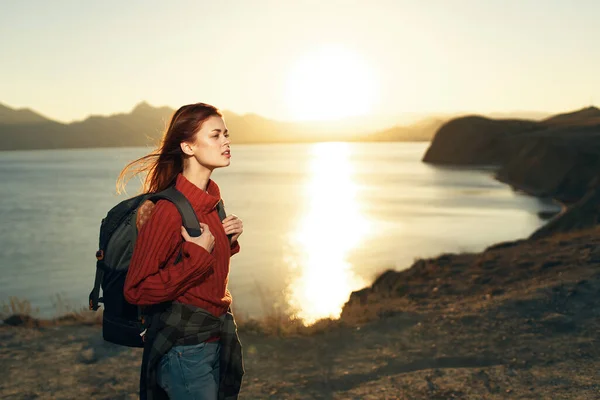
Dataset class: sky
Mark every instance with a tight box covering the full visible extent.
[1,0,599,124]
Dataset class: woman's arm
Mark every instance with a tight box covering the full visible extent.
[124,200,214,305]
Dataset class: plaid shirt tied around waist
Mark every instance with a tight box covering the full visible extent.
[140,302,244,400]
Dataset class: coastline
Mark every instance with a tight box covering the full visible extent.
[2,204,599,398]
[3,123,600,397]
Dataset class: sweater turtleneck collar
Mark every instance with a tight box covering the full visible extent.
[174,173,221,213]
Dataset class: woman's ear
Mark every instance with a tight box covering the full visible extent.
[180,141,194,156]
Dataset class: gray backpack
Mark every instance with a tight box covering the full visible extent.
[88,186,227,347]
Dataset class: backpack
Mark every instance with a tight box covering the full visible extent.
[88,186,228,348]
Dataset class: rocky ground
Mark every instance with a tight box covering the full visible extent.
[2,224,600,399]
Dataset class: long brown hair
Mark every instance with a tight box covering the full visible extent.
[116,102,222,194]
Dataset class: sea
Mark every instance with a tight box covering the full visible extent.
[0,142,559,323]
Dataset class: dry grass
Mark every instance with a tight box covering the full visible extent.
[1,288,339,337]
[233,282,345,336]
[1,296,39,318]
[1,295,102,328]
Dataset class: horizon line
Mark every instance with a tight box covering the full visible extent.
[1,99,596,126]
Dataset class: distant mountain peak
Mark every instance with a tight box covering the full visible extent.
[132,101,155,113]
[0,102,54,124]
[544,105,600,125]
[572,105,600,116]
[583,105,600,113]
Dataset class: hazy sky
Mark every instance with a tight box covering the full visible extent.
[1,0,599,123]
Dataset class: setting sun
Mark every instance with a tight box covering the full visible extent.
[285,46,379,121]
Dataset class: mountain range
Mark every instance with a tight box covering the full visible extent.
[0,102,450,151]
[0,101,557,151]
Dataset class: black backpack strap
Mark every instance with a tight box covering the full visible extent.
[148,186,202,237]
[88,263,104,310]
[216,199,226,221]
[216,199,233,243]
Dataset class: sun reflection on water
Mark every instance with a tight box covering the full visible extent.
[287,142,370,324]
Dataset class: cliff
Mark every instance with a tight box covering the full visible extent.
[422,116,540,165]
[423,107,600,238]
[423,106,600,168]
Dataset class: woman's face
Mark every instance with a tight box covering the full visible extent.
[183,115,231,170]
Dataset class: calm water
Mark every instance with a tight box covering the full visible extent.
[0,142,558,322]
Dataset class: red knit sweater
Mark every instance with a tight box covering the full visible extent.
[123,173,240,317]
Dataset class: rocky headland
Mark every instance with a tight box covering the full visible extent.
[423,106,600,239]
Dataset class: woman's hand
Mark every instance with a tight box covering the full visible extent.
[181,223,215,253]
[222,214,243,243]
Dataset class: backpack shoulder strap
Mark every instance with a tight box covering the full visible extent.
[216,199,226,221]
[89,263,104,310]
[148,186,202,237]
[216,199,233,242]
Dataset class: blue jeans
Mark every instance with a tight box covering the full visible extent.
[157,341,221,400]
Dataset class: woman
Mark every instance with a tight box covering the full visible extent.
[119,103,244,400]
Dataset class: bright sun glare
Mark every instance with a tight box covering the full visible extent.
[285,46,379,121]
[287,142,371,324]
